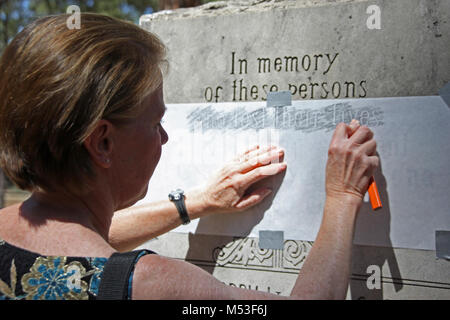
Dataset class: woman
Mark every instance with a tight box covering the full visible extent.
[0,13,378,300]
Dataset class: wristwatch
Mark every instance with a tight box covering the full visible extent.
[168,188,190,225]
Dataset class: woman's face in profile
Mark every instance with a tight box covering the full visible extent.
[114,85,168,207]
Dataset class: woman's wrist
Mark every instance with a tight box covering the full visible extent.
[324,193,362,223]
[326,190,362,208]
[184,189,209,220]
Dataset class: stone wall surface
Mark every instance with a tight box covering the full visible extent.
[140,0,450,103]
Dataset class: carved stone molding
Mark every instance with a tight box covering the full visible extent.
[212,237,313,272]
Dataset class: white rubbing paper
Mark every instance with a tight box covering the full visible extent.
[135,96,450,251]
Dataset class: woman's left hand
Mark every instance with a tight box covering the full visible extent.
[190,145,287,217]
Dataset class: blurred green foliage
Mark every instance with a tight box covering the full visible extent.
[0,0,217,52]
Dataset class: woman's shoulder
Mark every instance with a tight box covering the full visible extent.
[130,252,236,300]
[131,253,178,299]
[0,203,116,258]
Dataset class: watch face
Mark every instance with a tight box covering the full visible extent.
[169,189,184,201]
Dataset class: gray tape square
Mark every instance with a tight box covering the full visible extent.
[266,91,292,108]
[259,230,284,250]
[439,82,450,109]
[435,230,450,260]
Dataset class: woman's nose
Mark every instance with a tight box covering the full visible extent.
[160,125,168,145]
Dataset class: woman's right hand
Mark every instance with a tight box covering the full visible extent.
[325,120,379,206]
[192,145,286,217]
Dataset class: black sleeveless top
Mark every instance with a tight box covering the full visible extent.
[0,237,154,300]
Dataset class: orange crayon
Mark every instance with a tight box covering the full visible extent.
[368,176,382,210]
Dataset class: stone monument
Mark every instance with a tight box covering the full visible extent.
[137,0,450,299]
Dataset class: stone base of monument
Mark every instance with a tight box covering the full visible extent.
[137,232,450,299]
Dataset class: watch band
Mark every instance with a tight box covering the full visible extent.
[174,197,190,225]
[169,189,190,225]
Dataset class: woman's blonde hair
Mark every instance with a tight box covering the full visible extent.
[0,13,167,196]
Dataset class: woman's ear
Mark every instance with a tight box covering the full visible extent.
[83,120,114,168]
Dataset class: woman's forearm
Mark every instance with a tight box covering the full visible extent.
[108,190,207,251]
[290,195,361,299]
[108,147,286,252]
[108,146,286,251]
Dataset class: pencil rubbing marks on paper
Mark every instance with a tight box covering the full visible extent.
[187,106,269,132]
[187,103,384,133]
